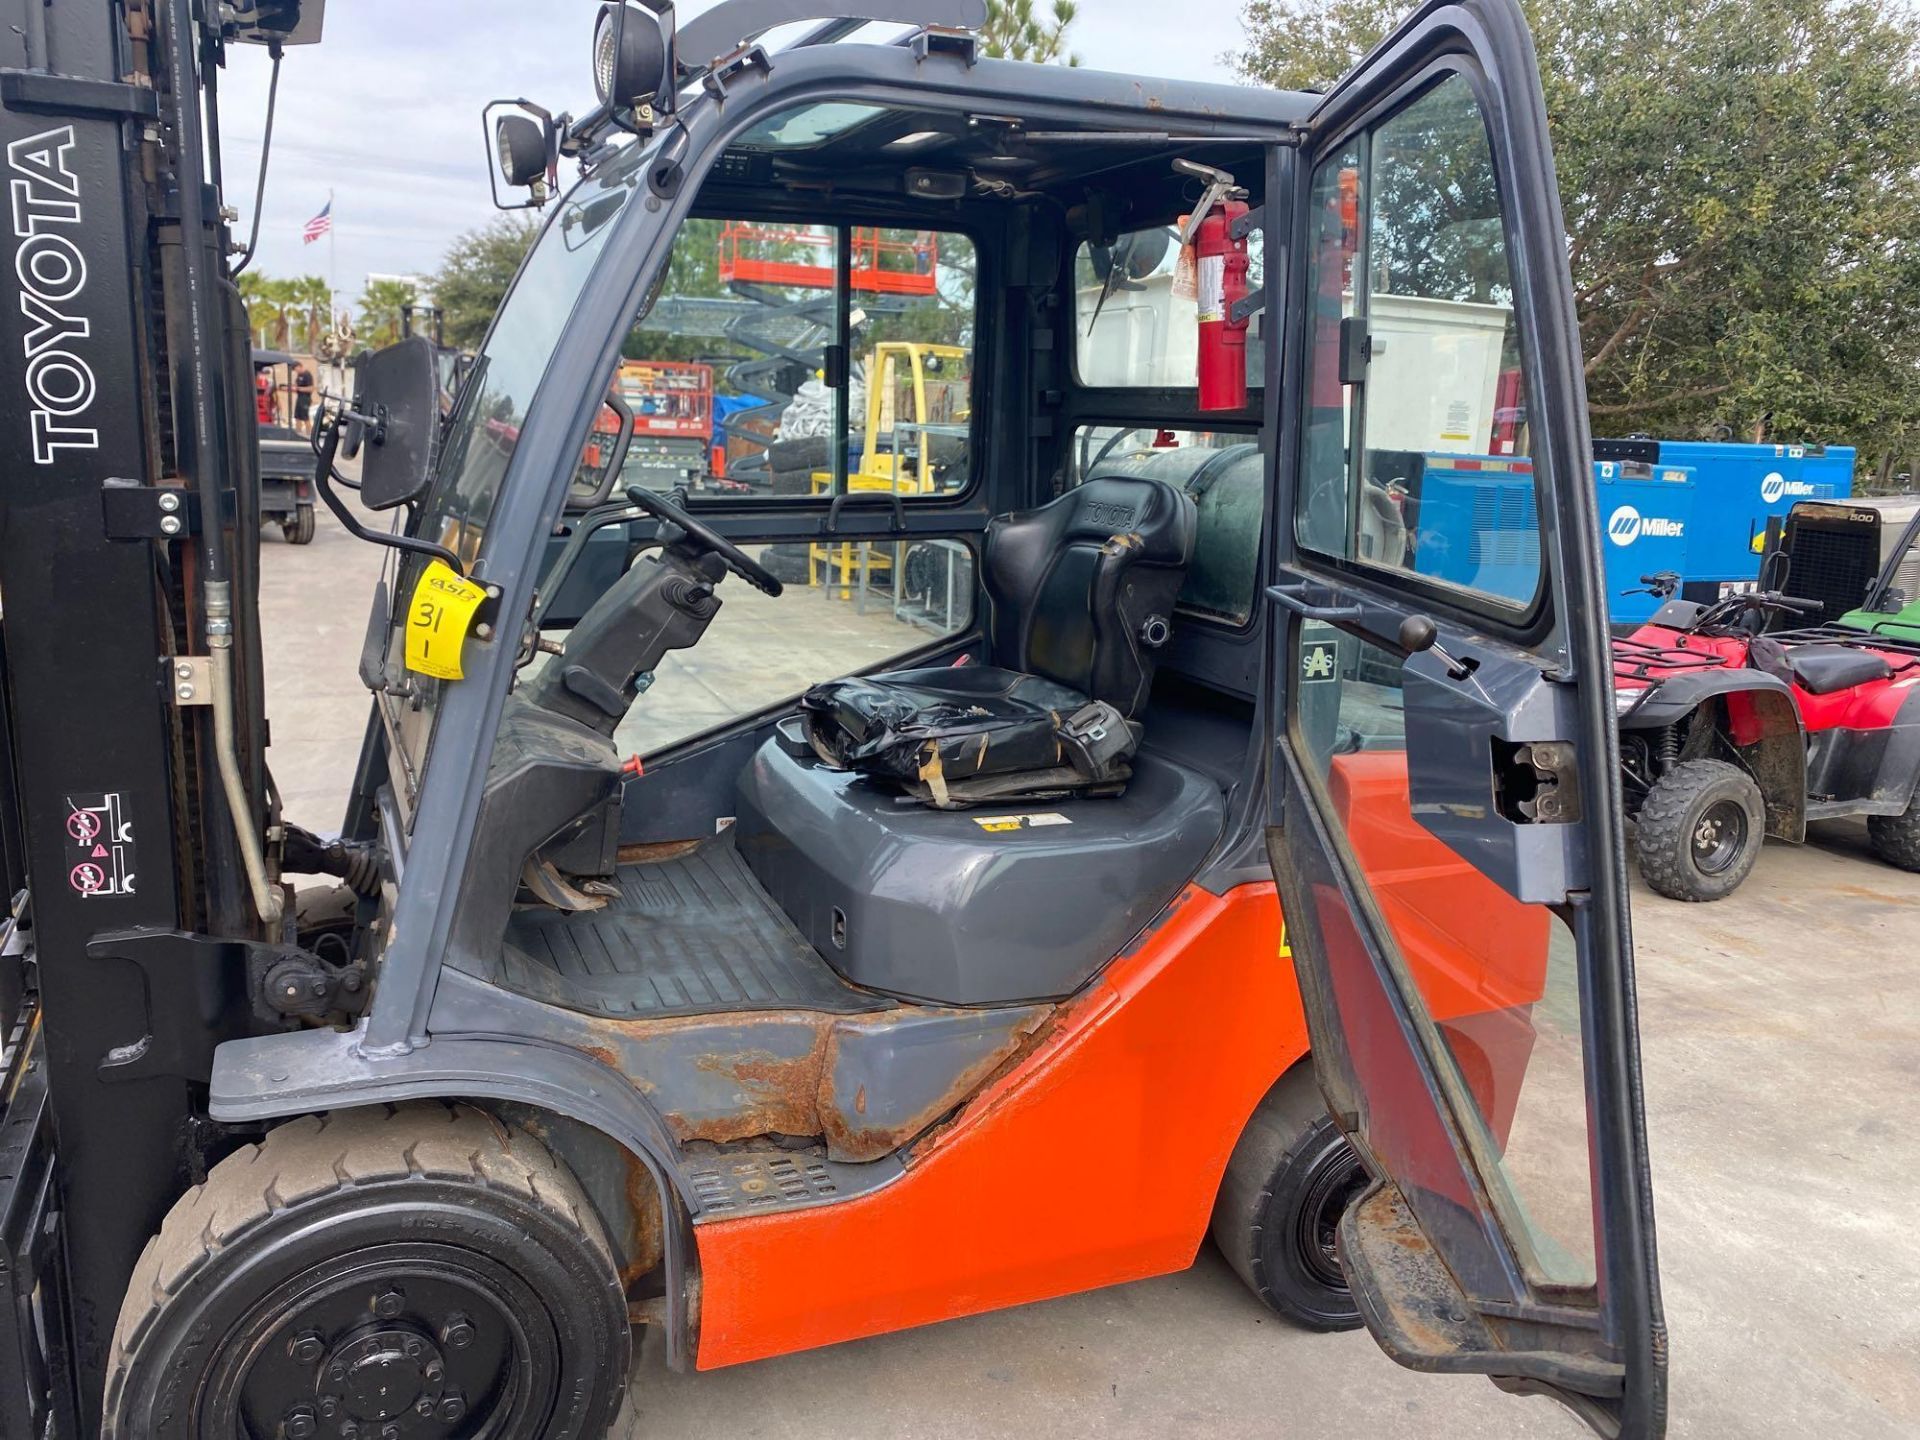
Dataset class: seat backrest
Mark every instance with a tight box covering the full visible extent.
[981,475,1197,715]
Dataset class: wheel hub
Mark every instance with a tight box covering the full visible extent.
[327,1328,445,1425]
[1691,797,1749,874]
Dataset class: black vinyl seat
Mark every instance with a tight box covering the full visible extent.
[801,475,1197,806]
[1781,643,1893,695]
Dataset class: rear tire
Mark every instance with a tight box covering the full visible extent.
[281,504,315,545]
[1634,758,1766,901]
[1867,790,1920,871]
[1211,1066,1368,1331]
[103,1103,630,1440]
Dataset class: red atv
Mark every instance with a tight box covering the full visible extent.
[1612,585,1920,900]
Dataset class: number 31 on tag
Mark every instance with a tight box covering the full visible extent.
[404,559,487,680]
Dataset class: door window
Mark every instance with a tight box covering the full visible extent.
[622,218,976,502]
[1297,75,1540,608]
[1293,627,1595,1285]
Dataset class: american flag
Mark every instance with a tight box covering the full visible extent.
[302,198,332,245]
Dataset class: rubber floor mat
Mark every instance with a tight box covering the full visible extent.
[505,841,886,1018]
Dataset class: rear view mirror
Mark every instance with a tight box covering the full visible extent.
[352,336,441,511]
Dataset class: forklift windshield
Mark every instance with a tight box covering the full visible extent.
[420,136,651,565]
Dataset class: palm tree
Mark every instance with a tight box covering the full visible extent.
[289,275,331,355]
[357,278,419,349]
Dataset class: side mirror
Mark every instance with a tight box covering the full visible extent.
[352,336,441,511]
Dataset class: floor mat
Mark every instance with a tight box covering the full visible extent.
[505,841,885,1018]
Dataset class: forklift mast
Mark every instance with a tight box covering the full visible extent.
[0,0,298,1430]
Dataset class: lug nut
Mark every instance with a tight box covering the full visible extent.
[284,1405,317,1439]
[329,1363,346,1382]
[402,1337,422,1359]
[288,1330,325,1364]
[380,1426,401,1440]
[440,1314,474,1349]
[372,1287,404,1319]
[415,1395,436,1417]
[422,1359,443,1382]
[338,1423,359,1440]
[318,1394,340,1418]
[438,1392,466,1423]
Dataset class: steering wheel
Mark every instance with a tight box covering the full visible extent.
[625,484,783,597]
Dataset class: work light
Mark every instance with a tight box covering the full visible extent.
[592,3,669,110]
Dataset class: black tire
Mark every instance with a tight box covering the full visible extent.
[767,467,817,497]
[1634,757,1766,901]
[104,1103,630,1440]
[764,436,830,474]
[282,503,316,545]
[1867,790,1920,872]
[757,544,813,586]
[1211,1066,1368,1331]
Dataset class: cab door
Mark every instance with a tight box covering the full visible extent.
[1266,2,1665,1436]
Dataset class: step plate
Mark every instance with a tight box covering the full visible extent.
[685,1148,903,1219]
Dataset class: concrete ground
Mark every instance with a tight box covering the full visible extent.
[264,506,1920,1440]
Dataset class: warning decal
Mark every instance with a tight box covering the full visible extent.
[64,791,135,898]
[972,812,1074,833]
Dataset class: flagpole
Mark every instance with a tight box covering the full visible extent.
[326,188,336,337]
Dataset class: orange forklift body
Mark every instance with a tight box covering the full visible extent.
[696,753,1547,1367]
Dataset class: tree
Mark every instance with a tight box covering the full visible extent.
[430,215,538,350]
[357,277,419,349]
[1232,0,1920,488]
[287,275,331,355]
[982,0,1081,64]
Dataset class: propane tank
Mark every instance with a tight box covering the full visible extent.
[1194,197,1251,412]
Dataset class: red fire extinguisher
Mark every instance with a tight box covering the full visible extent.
[1193,194,1251,412]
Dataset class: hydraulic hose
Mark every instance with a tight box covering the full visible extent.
[207,583,283,926]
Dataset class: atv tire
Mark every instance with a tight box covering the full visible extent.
[1867,791,1920,872]
[1635,758,1766,901]
[280,503,315,545]
[1211,1065,1368,1331]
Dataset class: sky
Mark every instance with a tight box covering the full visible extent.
[217,1,1253,300]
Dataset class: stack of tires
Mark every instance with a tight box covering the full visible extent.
[758,436,835,586]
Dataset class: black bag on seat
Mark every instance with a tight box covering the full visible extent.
[800,475,1196,807]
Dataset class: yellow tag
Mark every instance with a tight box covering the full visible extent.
[404,560,487,680]
[1277,917,1293,961]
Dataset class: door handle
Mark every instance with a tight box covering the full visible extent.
[1266,582,1363,623]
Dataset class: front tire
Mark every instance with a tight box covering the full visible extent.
[103,1103,630,1440]
[1867,790,1920,872]
[1211,1066,1368,1331]
[1634,758,1766,901]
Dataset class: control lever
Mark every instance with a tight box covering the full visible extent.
[1397,614,1476,681]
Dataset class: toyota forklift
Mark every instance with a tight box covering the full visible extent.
[0,1,1667,1437]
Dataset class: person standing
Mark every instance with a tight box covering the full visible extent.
[292,364,316,433]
